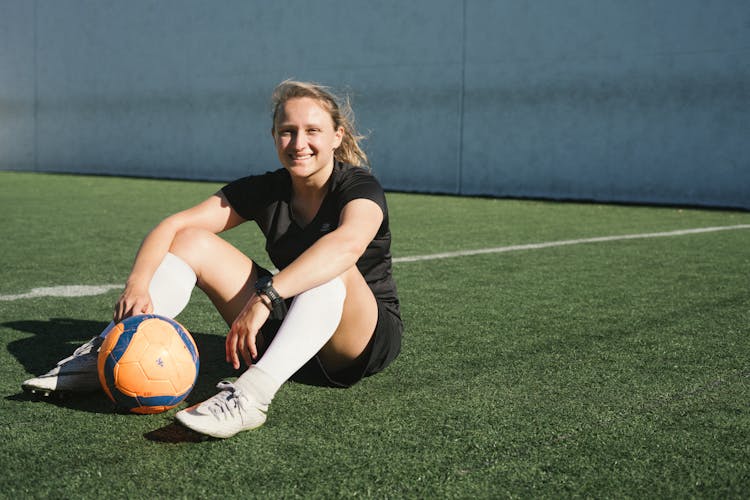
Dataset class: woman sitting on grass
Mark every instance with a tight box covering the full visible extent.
[23,80,403,438]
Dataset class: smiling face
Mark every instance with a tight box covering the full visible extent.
[273,97,344,185]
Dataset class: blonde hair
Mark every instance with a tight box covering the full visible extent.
[271,80,369,168]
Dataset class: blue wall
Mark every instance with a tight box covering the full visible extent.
[1,1,749,208]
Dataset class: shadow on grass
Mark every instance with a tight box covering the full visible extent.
[144,422,213,443]
[5,390,115,414]
[3,317,238,414]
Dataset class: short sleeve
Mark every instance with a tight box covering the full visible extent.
[221,170,289,221]
[334,166,387,215]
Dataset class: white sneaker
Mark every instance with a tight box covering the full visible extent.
[175,381,268,438]
[21,336,103,395]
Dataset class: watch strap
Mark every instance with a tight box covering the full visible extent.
[255,277,287,317]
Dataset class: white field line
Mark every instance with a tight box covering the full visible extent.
[2,224,749,302]
[392,224,750,263]
[0,284,122,302]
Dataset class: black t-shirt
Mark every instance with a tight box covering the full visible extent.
[221,162,400,316]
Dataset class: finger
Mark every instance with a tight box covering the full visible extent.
[141,300,154,315]
[129,297,147,317]
[248,329,258,361]
[241,331,254,367]
[237,329,247,365]
[114,298,129,323]
[122,296,138,319]
[225,326,240,369]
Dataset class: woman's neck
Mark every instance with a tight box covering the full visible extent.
[289,163,334,226]
[290,161,334,199]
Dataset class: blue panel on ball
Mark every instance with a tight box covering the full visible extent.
[109,314,152,364]
[136,389,190,408]
[103,354,119,401]
[111,388,142,410]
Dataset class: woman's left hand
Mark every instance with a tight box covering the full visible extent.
[226,294,271,369]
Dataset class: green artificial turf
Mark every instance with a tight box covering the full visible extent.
[1,171,749,498]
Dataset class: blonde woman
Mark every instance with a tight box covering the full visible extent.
[23,80,403,438]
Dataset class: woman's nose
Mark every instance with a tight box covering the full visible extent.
[292,133,307,150]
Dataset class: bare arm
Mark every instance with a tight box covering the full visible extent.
[114,192,245,321]
[271,197,383,299]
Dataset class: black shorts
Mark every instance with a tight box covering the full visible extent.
[256,274,403,388]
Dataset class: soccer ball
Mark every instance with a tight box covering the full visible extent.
[97,314,199,414]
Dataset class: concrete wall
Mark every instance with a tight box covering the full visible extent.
[1,0,748,209]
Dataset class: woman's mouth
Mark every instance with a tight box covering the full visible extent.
[290,153,313,161]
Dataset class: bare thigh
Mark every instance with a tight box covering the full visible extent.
[169,227,259,326]
[169,227,378,373]
[317,266,379,373]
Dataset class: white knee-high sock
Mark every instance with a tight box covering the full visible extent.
[235,277,346,403]
[99,252,197,338]
[148,252,197,318]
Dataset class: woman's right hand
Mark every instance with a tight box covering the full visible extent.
[225,293,272,370]
[113,282,154,323]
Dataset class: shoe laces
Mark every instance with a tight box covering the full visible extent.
[57,336,103,366]
[204,381,248,420]
[72,336,103,357]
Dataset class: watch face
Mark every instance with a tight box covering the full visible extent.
[255,275,272,291]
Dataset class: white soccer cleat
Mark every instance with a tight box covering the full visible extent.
[175,381,268,439]
[21,336,103,395]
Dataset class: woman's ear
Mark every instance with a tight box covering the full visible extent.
[334,126,344,149]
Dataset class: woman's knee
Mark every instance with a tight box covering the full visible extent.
[169,227,255,287]
[169,227,214,263]
[168,228,257,322]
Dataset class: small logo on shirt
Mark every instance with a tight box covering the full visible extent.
[320,223,333,233]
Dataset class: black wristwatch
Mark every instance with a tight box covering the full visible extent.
[254,275,287,316]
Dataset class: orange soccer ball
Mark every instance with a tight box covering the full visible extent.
[97,314,199,414]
